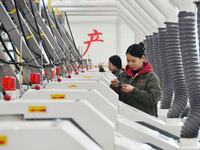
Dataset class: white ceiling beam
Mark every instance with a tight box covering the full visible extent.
[169,0,195,12]
[51,0,116,7]
[117,9,146,41]
[149,0,178,22]
[116,1,149,35]
[119,0,157,33]
[127,0,158,28]
[135,0,166,27]
[64,12,118,16]
[57,6,117,12]
[67,16,118,23]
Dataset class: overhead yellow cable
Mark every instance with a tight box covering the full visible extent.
[40,32,45,37]
[48,0,51,12]
[34,0,40,4]
[26,34,33,40]
[9,8,16,15]
[53,7,59,15]
[61,12,65,18]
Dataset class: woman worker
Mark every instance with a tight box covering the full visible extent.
[110,43,161,116]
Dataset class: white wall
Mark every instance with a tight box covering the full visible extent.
[67,15,135,66]
[117,18,135,66]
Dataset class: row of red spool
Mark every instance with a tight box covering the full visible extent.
[2,66,79,91]
[2,73,41,91]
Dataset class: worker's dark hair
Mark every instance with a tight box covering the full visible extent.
[109,55,122,69]
[126,42,145,58]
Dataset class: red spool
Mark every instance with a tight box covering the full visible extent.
[44,70,54,80]
[72,64,77,70]
[2,76,16,91]
[44,70,48,76]
[30,73,41,84]
[51,70,54,79]
[56,67,60,76]
[66,66,71,73]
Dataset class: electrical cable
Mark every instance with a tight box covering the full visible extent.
[12,0,43,64]
[65,12,81,57]
[28,0,52,63]
[0,33,20,70]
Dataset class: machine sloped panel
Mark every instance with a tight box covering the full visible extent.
[0,2,40,73]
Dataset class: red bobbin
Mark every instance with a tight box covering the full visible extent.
[30,73,41,84]
[2,76,16,91]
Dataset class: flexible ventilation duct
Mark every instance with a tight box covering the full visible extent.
[146,36,155,67]
[195,1,200,59]
[165,22,188,118]
[179,11,200,138]
[146,34,163,87]
[158,28,174,109]
[152,33,162,84]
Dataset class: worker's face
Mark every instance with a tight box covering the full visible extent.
[126,53,144,71]
[108,61,117,72]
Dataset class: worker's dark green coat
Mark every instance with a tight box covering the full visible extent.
[110,62,161,116]
[112,69,122,78]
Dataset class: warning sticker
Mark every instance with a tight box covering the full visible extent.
[83,76,92,78]
[68,84,78,89]
[0,135,7,145]
[50,94,66,100]
[28,106,46,113]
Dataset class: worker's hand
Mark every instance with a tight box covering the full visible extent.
[121,84,134,93]
[111,79,120,88]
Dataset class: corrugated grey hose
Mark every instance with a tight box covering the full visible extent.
[179,11,200,138]
[158,28,174,109]
[146,34,163,87]
[165,22,188,118]
[195,1,200,59]
[146,36,155,67]
[147,35,158,74]
[152,33,163,85]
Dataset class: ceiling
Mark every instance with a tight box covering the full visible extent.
[48,0,196,41]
